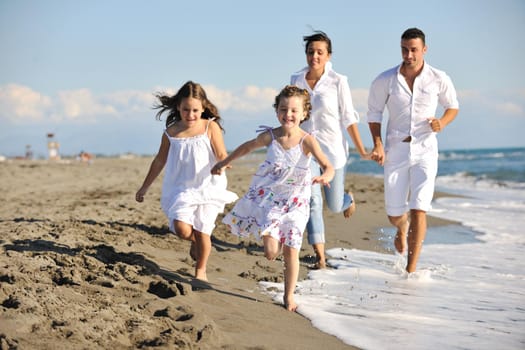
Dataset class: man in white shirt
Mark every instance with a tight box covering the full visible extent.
[367,28,459,273]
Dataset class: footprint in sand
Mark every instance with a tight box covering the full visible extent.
[147,280,188,298]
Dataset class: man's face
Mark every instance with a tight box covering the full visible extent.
[401,38,427,69]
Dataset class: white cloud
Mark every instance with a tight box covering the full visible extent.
[458,88,525,119]
[204,84,278,113]
[202,85,236,111]
[457,89,481,99]
[3,84,522,129]
[0,83,281,126]
[56,89,118,122]
[105,90,156,113]
[494,101,523,115]
[0,85,159,124]
[350,88,369,121]
[0,84,52,122]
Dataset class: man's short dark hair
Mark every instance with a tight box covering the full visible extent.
[402,28,426,45]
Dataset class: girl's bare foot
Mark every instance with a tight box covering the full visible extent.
[195,269,208,281]
[284,297,298,312]
[343,192,356,218]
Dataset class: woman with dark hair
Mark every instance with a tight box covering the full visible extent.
[291,31,371,269]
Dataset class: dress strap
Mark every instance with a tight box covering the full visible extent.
[205,117,216,133]
[256,125,274,140]
[299,132,310,145]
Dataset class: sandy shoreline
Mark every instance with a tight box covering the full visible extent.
[0,157,454,349]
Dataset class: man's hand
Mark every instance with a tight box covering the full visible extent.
[371,143,385,166]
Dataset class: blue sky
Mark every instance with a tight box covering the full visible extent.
[1,0,524,158]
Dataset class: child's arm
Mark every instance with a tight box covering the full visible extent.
[303,134,335,186]
[208,120,229,161]
[211,132,271,175]
[136,133,169,202]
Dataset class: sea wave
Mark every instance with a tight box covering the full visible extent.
[347,147,525,184]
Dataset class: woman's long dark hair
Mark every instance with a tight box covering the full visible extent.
[153,81,223,130]
[303,30,332,54]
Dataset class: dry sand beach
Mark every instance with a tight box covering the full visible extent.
[0,156,453,349]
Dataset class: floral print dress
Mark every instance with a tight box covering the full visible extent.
[222,129,312,249]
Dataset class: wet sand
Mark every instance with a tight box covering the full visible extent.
[0,156,454,349]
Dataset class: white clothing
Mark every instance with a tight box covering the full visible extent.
[291,62,359,169]
[161,122,238,234]
[367,62,459,160]
[383,142,437,216]
[222,128,312,250]
[367,61,459,214]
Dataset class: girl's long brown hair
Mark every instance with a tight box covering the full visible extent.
[153,81,223,130]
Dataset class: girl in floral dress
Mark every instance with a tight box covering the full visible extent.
[211,85,334,311]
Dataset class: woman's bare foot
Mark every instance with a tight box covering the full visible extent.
[312,243,326,270]
[284,296,298,312]
[343,192,356,218]
[313,260,327,269]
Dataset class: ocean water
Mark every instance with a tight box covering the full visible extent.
[259,147,525,350]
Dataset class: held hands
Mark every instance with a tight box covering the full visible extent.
[370,144,385,166]
[359,148,382,164]
[360,151,375,161]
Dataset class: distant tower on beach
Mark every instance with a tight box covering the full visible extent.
[25,144,33,160]
[46,133,60,160]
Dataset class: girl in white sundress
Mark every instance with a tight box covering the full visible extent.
[136,81,238,281]
[211,85,334,311]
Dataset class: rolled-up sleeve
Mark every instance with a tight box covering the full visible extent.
[338,76,359,127]
[367,73,390,124]
[439,73,459,110]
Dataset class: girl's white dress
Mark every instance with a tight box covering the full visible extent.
[222,129,312,249]
[161,120,238,234]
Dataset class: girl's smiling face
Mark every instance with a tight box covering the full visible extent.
[276,96,307,129]
[177,97,204,127]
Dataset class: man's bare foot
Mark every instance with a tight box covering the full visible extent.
[343,192,356,218]
[284,297,298,312]
[394,222,409,254]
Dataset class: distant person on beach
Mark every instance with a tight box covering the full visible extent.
[290,30,372,269]
[367,28,459,273]
[78,151,94,164]
[136,81,238,281]
[211,85,334,311]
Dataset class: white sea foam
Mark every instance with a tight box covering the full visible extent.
[259,174,525,349]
